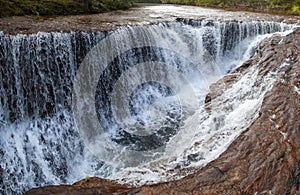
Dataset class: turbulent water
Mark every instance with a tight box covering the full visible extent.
[0,20,294,194]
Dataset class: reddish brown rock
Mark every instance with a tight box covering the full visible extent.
[25,177,133,195]
[26,29,300,195]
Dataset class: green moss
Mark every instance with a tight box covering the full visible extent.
[84,175,90,182]
[292,5,300,14]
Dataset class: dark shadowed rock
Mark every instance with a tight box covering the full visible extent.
[0,150,3,191]
[26,28,300,195]
[0,165,2,179]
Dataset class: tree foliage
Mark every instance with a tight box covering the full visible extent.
[0,0,135,17]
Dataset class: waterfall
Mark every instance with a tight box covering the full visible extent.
[0,21,293,194]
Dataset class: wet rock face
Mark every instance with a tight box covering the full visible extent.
[26,29,300,194]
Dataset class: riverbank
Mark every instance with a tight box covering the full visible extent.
[161,0,300,16]
[0,4,299,35]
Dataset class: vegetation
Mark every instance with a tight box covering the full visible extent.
[161,0,300,15]
[135,0,161,2]
[0,0,135,17]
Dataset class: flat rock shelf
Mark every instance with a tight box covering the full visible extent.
[0,4,299,34]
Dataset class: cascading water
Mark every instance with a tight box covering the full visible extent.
[0,21,294,194]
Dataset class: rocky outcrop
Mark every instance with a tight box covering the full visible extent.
[26,28,300,194]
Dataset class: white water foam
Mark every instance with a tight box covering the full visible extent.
[108,31,295,186]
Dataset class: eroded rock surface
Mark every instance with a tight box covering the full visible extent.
[0,4,299,35]
[26,28,300,194]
